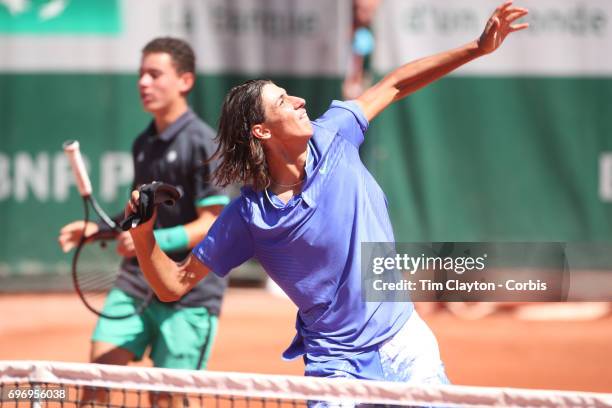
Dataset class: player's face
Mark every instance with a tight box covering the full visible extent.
[138,52,191,114]
[258,83,313,143]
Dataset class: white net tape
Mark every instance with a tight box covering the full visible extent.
[1,361,611,408]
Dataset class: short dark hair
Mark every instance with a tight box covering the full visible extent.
[212,79,272,192]
[142,37,195,75]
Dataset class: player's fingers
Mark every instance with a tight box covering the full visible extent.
[499,1,513,13]
[58,229,79,249]
[124,190,138,219]
[59,221,83,234]
[115,232,130,255]
[129,190,140,212]
[119,231,134,245]
[61,244,74,253]
[505,9,528,23]
[124,239,135,253]
[123,231,135,245]
[502,6,527,16]
[58,236,72,252]
[121,238,135,250]
[59,234,78,252]
[510,23,529,32]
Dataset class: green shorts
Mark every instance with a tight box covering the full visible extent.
[92,288,217,369]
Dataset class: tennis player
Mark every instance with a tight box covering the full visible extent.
[127,1,528,388]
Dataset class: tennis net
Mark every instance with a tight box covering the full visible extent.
[1,361,611,408]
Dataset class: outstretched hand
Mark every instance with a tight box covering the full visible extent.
[478,1,529,55]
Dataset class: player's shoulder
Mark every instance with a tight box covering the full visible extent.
[216,192,255,226]
[313,100,367,133]
[237,186,265,221]
[312,100,368,149]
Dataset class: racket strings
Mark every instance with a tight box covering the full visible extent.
[73,197,150,319]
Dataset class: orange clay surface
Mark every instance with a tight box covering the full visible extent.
[1,289,611,392]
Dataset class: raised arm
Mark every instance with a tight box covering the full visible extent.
[127,191,210,302]
[355,1,528,121]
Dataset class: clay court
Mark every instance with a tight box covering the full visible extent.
[1,289,611,393]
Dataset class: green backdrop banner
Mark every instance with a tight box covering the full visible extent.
[362,77,612,242]
[361,0,612,266]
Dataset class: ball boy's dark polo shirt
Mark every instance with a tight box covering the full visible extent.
[116,109,229,314]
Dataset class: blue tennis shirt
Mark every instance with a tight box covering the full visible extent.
[193,100,413,370]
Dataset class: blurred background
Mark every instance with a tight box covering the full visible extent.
[0,0,611,393]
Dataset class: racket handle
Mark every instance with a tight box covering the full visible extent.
[63,140,93,197]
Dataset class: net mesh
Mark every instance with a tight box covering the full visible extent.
[1,361,611,408]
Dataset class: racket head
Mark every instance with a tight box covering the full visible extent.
[72,202,152,320]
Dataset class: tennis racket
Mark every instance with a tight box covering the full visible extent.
[63,140,152,319]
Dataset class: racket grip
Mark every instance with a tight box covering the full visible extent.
[63,140,93,197]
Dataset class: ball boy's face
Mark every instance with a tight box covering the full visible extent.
[138,52,193,114]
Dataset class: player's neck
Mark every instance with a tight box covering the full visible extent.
[153,100,189,135]
[265,141,308,198]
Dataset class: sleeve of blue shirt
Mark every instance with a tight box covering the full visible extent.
[192,198,254,277]
[314,100,369,148]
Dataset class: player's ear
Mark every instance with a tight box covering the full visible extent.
[251,124,271,140]
[179,71,195,94]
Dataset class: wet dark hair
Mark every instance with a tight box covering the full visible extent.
[142,37,195,75]
[212,79,272,192]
